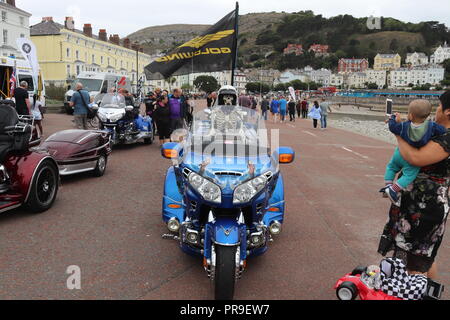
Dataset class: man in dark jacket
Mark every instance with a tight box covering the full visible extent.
[261,96,269,121]
[13,81,31,116]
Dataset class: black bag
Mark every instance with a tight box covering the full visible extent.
[77,90,95,120]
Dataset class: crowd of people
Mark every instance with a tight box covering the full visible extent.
[255,94,333,129]
[143,88,193,145]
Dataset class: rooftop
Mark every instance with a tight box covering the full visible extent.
[0,1,31,17]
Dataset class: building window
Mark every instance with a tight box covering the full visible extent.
[101,56,104,64]
[76,50,79,59]
[1,11,6,22]
[67,65,71,76]
[76,65,80,75]
[92,54,95,63]
[66,48,70,58]
[2,29,8,45]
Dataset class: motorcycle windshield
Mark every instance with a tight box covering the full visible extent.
[100,93,126,109]
[182,105,273,188]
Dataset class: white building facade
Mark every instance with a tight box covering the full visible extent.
[431,42,450,64]
[389,65,445,88]
[0,0,31,58]
[310,68,331,86]
[366,69,387,88]
[406,52,429,67]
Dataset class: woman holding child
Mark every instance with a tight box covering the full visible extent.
[379,91,450,280]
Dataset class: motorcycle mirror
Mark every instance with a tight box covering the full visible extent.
[125,105,134,112]
[91,104,99,110]
[161,142,181,160]
[204,108,212,115]
[276,147,296,164]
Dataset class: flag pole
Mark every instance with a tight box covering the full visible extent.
[231,2,239,87]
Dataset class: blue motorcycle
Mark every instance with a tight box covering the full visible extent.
[96,93,154,146]
[160,99,295,300]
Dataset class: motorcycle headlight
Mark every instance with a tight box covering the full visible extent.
[233,174,269,204]
[98,113,108,122]
[188,173,221,204]
[109,113,123,123]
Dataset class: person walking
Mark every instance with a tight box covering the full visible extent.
[70,83,92,130]
[279,96,287,123]
[207,92,217,108]
[168,88,184,132]
[301,99,309,119]
[296,100,302,119]
[153,95,172,145]
[13,81,31,116]
[261,96,269,121]
[270,97,280,123]
[251,96,258,110]
[320,98,332,130]
[31,94,44,137]
[288,99,296,122]
[238,93,252,108]
[308,101,322,129]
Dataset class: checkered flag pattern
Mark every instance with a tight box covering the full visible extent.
[380,258,428,300]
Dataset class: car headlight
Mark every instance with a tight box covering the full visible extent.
[233,174,269,204]
[188,172,221,203]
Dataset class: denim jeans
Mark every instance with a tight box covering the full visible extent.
[262,111,268,121]
[321,115,328,129]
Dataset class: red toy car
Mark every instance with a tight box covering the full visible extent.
[0,102,59,214]
[335,267,401,301]
[335,261,444,301]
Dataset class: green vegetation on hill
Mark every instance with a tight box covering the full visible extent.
[128,11,450,72]
[244,11,450,71]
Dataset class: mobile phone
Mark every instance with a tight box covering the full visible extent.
[386,99,393,116]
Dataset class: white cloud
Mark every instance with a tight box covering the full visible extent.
[16,0,450,37]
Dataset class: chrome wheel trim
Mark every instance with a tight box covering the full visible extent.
[337,287,353,300]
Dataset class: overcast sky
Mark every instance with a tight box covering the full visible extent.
[17,0,450,37]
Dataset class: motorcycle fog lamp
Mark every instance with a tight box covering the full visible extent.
[251,234,262,245]
[167,218,180,233]
[269,221,282,236]
[186,231,199,244]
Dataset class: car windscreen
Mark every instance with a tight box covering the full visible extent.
[72,79,103,92]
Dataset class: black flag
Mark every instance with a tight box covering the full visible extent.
[144,9,237,80]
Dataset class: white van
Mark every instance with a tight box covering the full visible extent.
[64,72,132,114]
[0,57,45,105]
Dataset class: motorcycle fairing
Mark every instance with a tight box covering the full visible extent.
[203,218,247,261]
[162,167,184,224]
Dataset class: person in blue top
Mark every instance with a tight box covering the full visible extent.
[278,96,288,123]
[380,100,447,205]
[270,97,280,123]
[70,83,92,130]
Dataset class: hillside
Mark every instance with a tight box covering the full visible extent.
[128,11,450,71]
[127,12,288,55]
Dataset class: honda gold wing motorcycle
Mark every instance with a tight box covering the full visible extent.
[96,93,154,146]
[160,102,295,300]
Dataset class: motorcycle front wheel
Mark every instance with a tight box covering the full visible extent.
[214,245,237,300]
